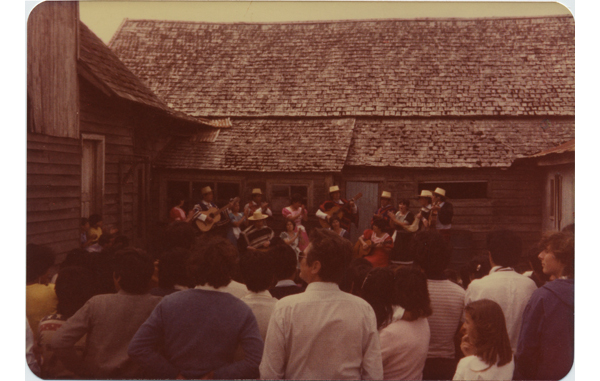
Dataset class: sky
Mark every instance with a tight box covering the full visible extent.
[75,1,574,44]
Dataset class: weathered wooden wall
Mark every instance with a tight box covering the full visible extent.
[27,1,79,138]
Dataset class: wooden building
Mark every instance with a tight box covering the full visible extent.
[27,2,225,258]
[109,16,575,255]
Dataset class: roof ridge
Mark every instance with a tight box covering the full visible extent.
[120,14,572,27]
[108,17,129,48]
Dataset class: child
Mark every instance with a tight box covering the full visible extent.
[88,214,103,243]
[453,299,514,381]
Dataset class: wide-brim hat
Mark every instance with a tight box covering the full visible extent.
[381,191,392,199]
[201,186,213,195]
[329,185,340,193]
[248,210,269,221]
[251,188,263,195]
[418,190,433,198]
[433,187,446,197]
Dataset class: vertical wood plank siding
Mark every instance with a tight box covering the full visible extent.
[27,2,79,138]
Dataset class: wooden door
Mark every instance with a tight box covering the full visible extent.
[346,181,379,243]
[81,140,96,217]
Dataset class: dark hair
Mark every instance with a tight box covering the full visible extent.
[306,228,353,284]
[171,192,185,207]
[465,299,513,367]
[372,218,388,232]
[538,231,575,278]
[164,221,196,250]
[54,266,96,318]
[398,199,410,208]
[459,254,492,288]
[89,214,102,227]
[80,218,89,226]
[112,235,130,251]
[158,248,193,289]
[269,244,298,281]
[394,266,432,319]
[290,193,303,204]
[240,251,275,293]
[411,231,451,279]
[284,219,296,230]
[486,230,522,267]
[189,237,238,288]
[339,257,373,295]
[561,223,575,235]
[26,244,55,284]
[112,248,154,294]
[98,233,113,247]
[361,267,395,329]
[60,248,93,270]
[330,216,341,224]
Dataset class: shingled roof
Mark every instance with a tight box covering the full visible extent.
[154,118,355,172]
[109,16,574,118]
[78,22,230,129]
[345,118,575,168]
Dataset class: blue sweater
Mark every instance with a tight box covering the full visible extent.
[514,278,574,380]
[128,288,263,379]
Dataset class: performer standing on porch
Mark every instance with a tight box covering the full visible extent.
[431,187,453,240]
[282,193,309,253]
[194,186,230,237]
[316,185,359,233]
[244,188,273,218]
[371,191,396,235]
[415,190,433,231]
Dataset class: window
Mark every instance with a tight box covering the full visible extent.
[418,181,488,199]
[270,184,308,213]
[550,174,563,230]
[216,182,240,206]
[167,181,190,205]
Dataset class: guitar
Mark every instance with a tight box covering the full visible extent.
[318,192,363,228]
[194,197,240,232]
[353,239,373,259]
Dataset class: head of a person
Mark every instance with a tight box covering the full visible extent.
[460,254,492,288]
[398,199,410,213]
[89,214,103,228]
[417,191,432,207]
[411,231,451,280]
[380,192,392,208]
[189,236,238,288]
[164,221,196,250]
[486,230,522,268]
[269,243,298,282]
[157,247,193,289]
[80,218,90,232]
[300,228,352,284]
[240,251,275,293]
[112,248,155,294]
[26,244,55,285]
[537,231,574,279]
[330,216,341,230]
[290,193,303,208]
[394,266,432,320]
[433,188,447,203]
[252,188,263,203]
[202,187,214,202]
[60,248,92,270]
[172,192,186,207]
[54,266,96,318]
[231,199,240,213]
[98,233,113,248]
[329,186,341,201]
[361,267,395,329]
[285,219,296,233]
[112,235,130,251]
[372,219,388,235]
[464,299,513,367]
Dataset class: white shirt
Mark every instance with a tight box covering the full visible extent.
[453,355,514,381]
[241,291,278,340]
[195,280,249,299]
[426,279,465,358]
[274,279,298,287]
[244,201,273,217]
[465,266,537,353]
[260,282,383,380]
[435,202,452,230]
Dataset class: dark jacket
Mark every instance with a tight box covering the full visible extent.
[514,278,574,380]
[437,202,453,225]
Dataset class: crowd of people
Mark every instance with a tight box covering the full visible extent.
[25,185,574,380]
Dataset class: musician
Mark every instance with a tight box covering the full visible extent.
[431,187,453,240]
[316,185,359,231]
[371,191,396,235]
[244,188,273,218]
[194,186,230,236]
[357,219,393,268]
[415,190,433,231]
[238,211,275,255]
[388,199,416,264]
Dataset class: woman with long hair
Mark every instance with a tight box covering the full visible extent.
[281,193,309,252]
[357,219,393,267]
[453,299,514,380]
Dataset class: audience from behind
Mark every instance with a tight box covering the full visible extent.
[458,254,491,289]
[111,235,130,251]
[523,245,550,288]
[26,244,58,338]
[465,230,537,354]
[339,257,373,296]
[164,220,197,251]
[514,231,574,380]
[268,243,306,299]
[128,237,263,379]
[260,228,383,380]
[240,251,278,340]
[86,232,113,253]
[453,299,514,380]
[51,248,161,379]
[38,266,96,378]
[150,247,193,297]
[360,267,395,329]
[412,231,465,381]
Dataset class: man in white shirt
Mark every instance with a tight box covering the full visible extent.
[465,230,537,354]
[244,188,273,217]
[260,229,383,380]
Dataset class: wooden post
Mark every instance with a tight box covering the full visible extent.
[119,161,124,234]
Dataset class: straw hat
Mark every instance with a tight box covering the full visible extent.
[251,188,263,195]
[418,190,433,198]
[433,187,446,197]
[329,185,340,193]
[248,210,269,221]
[381,191,392,199]
[201,186,213,195]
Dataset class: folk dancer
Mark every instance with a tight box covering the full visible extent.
[371,191,396,235]
[415,190,433,231]
[238,211,275,255]
[431,187,453,241]
[316,185,359,233]
[244,188,273,218]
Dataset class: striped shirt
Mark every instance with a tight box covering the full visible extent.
[426,279,465,359]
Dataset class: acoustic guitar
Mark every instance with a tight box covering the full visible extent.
[353,239,373,259]
[318,192,363,228]
[194,197,240,232]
